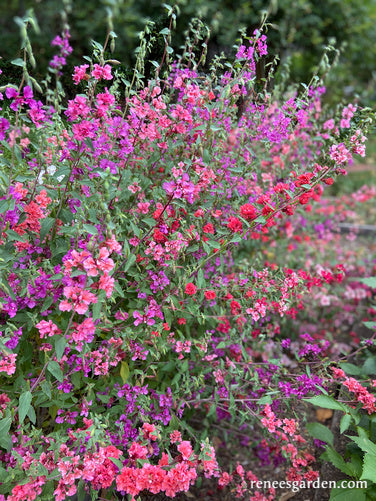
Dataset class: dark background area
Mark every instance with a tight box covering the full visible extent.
[1,0,376,106]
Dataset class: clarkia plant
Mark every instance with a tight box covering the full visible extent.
[0,13,375,501]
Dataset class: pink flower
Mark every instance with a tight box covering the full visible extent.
[170,430,182,444]
[72,64,89,84]
[136,464,167,494]
[0,352,17,375]
[331,367,346,379]
[59,299,72,312]
[91,64,113,81]
[35,320,62,338]
[105,236,122,254]
[178,440,193,460]
[70,317,96,347]
[162,463,197,497]
[128,441,148,459]
[98,272,115,298]
[282,418,297,436]
[116,467,140,496]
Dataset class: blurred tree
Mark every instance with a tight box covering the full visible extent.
[0,0,375,104]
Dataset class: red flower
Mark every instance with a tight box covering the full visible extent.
[294,172,313,187]
[205,290,216,300]
[299,191,312,205]
[230,300,241,315]
[185,283,197,295]
[239,203,256,220]
[227,217,243,233]
[323,177,334,185]
[203,223,215,234]
[153,229,167,243]
[282,205,294,215]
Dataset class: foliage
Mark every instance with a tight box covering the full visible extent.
[0,9,375,501]
[306,338,376,500]
[1,0,376,105]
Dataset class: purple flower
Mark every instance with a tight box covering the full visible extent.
[4,327,22,350]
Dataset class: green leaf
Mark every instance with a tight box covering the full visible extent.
[363,322,376,330]
[82,224,98,235]
[197,269,204,288]
[361,452,376,483]
[83,138,95,152]
[258,395,273,405]
[0,418,12,449]
[206,239,221,249]
[349,454,364,478]
[349,435,376,456]
[18,391,32,425]
[37,463,49,476]
[207,404,216,418]
[0,199,9,214]
[340,413,352,434]
[27,405,36,424]
[120,361,129,383]
[76,480,86,501]
[92,298,103,321]
[305,395,346,411]
[47,361,64,382]
[254,216,266,224]
[321,447,354,476]
[216,342,226,349]
[339,362,364,376]
[160,360,175,372]
[113,281,125,298]
[142,217,156,228]
[6,229,27,242]
[41,295,54,312]
[11,58,25,67]
[180,360,188,373]
[71,372,81,390]
[363,357,376,375]
[40,217,55,242]
[55,337,67,361]
[230,233,242,243]
[109,457,125,470]
[0,465,8,481]
[41,480,55,497]
[358,277,376,288]
[123,253,136,273]
[329,488,366,501]
[203,149,211,164]
[41,380,51,399]
[306,421,334,446]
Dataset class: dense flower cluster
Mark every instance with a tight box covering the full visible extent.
[0,24,374,501]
